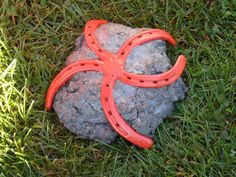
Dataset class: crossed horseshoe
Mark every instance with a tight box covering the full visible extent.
[45,20,187,149]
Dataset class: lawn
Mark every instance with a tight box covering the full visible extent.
[0,0,235,176]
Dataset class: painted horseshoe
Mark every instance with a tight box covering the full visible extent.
[45,20,186,149]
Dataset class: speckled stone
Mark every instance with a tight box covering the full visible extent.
[53,22,187,143]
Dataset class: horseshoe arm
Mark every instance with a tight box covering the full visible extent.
[118,55,186,88]
[84,20,114,61]
[45,60,103,111]
[100,75,153,149]
[116,29,177,63]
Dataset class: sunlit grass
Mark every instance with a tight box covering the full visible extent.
[0,40,35,175]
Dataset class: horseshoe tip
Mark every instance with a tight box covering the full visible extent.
[174,54,187,75]
[168,37,177,46]
[45,102,51,111]
[178,54,187,64]
[136,137,154,149]
[172,40,177,46]
[45,92,53,111]
[142,140,154,149]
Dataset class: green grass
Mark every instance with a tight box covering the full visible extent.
[0,0,235,176]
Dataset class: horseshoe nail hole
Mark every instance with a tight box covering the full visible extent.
[94,63,99,66]
[165,78,169,82]
[98,49,102,52]
[108,111,112,115]
[83,71,87,73]
[105,97,108,101]
[67,67,72,70]
[127,76,131,80]
[80,63,85,66]
[115,123,119,127]
[138,35,143,38]
[106,83,109,87]
[128,42,132,46]
[139,80,144,83]
[91,41,95,44]
[149,32,153,35]
[88,33,91,36]
[121,51,125,55]
[153,81,158,84]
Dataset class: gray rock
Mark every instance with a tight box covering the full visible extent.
[53,22,187,143]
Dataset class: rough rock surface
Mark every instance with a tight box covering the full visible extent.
[53,22,187,143]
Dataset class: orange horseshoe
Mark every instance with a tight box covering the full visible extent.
[45,20,186,149]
